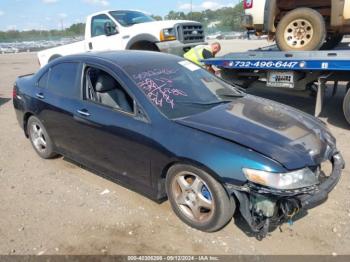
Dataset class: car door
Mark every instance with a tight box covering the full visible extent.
[70,64,153,187]
[34,62,84,155]
[86,14,123,52]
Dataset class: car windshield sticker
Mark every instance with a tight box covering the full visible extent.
[178,60,201,71]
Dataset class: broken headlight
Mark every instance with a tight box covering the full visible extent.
[243,167,318,190]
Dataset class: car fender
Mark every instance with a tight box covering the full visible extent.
[153,122,286,188]
[125,34,159,49]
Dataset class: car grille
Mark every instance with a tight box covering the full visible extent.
[176,23,205,44]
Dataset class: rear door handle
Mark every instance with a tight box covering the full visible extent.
[77,109,91,117]
[36,93,44,99]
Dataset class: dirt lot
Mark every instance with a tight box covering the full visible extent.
[0,39,349,255]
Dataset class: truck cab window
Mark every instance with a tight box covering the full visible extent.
[85,67,134,114]
[48,63,80,98]
[91,14,116,37]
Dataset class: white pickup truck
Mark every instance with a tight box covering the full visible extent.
[241,0,350,51]
[38,10,206,66]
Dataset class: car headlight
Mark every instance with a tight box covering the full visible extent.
[160,28,176,41]
[242,167,318,190]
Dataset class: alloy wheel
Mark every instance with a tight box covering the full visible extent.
[171,171,215,223]
[30,123,47,153]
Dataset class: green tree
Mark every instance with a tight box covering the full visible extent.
[151,15,163,21]
[163,2,244,33]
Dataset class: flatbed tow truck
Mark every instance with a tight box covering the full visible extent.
[204,49,350,125]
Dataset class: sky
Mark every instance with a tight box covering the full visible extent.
[0,0,239,31]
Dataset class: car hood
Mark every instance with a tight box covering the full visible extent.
[131,20,200,30]
[175,95,336,170]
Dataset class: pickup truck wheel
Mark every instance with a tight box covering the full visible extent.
[276,8,326,51]
[166,164,235,232]
[343,88,350,125]
[129,41,159,52]
[27,116,57,159]
[321,34,344,50]
[48,54,62,63]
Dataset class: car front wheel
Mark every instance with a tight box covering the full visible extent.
[276,8,326,51]
[166,164,235,232]
[27,116,57,159]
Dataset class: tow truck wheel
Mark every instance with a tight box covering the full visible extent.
[321,34,344,50]
[343,87,350,125]
[276,8,326,51]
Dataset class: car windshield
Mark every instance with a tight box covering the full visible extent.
[109,10,154,26]
[124,60,245,119]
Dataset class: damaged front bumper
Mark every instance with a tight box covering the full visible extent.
[225,153,345,239]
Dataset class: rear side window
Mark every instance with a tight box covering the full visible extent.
[48,63,80,98]
[38,71,48,88]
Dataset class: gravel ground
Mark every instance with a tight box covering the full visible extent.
[0,39,349,255]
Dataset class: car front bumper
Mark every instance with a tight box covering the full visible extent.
[227,152,345,239]
[298,153,344,209]
[156,40,207,57]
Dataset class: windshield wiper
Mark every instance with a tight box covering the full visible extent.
[217,93,245,98]
[177,100,233,106]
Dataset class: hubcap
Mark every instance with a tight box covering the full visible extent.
[172,171,215,223]
[30,123,47,153]
[284,19,314,49]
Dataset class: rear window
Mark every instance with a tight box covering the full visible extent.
[48,63,80,98]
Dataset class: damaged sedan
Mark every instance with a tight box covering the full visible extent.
[13,51,345,238]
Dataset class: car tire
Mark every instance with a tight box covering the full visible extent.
[321,34,344,50]
[27,116,57,159]
[276,8,326,51]
[343,88,350,125]
[166,164,235,232]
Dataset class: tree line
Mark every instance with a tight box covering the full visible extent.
[0,3,244,42]
[0,23,85,42]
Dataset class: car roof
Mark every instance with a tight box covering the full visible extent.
[61,51,184,68]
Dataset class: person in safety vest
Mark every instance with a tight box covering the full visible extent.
[183,42,221,74]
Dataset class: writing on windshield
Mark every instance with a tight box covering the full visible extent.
[134,68,187,109]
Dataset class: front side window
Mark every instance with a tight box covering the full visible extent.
[48,63,80,98]
[109,10,154,27]
[84,66,134,114]
[91,14,116,37]
[123,60,244,119]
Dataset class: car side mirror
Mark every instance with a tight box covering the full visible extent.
[104,21,118,36]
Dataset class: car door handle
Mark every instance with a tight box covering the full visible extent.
[36,93,44,99]
[77,109,91,117]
